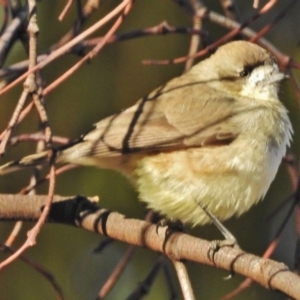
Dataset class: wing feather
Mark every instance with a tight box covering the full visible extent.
[60,76,241,162]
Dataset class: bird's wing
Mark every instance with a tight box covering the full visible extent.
[60,80,241,161]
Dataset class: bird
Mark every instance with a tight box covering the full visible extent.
[0,41,292,228]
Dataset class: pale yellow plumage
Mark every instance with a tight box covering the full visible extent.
[0,41,293,226]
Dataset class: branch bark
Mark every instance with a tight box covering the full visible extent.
[0,193,299,299]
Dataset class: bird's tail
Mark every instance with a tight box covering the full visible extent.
[0,151,49,175]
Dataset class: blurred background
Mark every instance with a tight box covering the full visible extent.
[0,0,300,299]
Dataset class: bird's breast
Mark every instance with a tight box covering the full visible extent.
[134,134,286,226]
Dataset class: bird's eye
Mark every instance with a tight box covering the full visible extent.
[239,69,250,77]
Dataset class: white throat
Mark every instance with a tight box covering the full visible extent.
[240,64,284,101]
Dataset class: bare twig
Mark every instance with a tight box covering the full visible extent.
[55,0,100,49]
[8,133,70,146]
[4,220,22,247]
[0,6,27,66]
[0,0,9,36]
[19,164,78,195]
[0,88,30,154]
[0,241,63,300]
[0,163,56,270]
[97,246,136,299]
[259,0,277,14]
[163,262,179,299]
[97,211,154,299]
[253,0,259,9]
[0,0,43,155]
[144,0,282,65]
[249,0,297,43]
[0,0,132,97]
[0,22,207,84]
[58,0,74,21]
[172,260,195,300]
[183,1,205,71]
[126,255,165,300]
[185,15,203,71]
[1,0,55,252]
[219,0,240,21]
[42,0,134,96]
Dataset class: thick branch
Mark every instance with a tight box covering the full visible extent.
[0,193,299,298]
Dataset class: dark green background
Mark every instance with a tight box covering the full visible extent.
[0,1,300,299]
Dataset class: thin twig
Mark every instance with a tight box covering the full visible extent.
[0,0,132,97]
[0,0,41,155]
[8,133,70,146]
[0,241,64,299]
[42,0,134,96]
[0,23,207,84]
[0,88,29,154]
[183,1,205,71]
[249,0,297,43]
[0,6,28,66]
[253,0,259,9]
[0,163,56,270]
[219,0,240,21]
[0,0,9,36]
[126,256,165,300]
[54,0,99,49]
[97,211,153,299]
[185,15,202,71]
[4,221,22,247]
[143,0,281,65]
[58,0,74,21]
[19,164,78,195]
[163,262,178,299]
[97,246,136,299]
[172,260,195,300]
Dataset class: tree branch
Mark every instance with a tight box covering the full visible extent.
[0,193,299,298]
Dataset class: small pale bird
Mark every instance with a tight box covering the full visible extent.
[0,41,292,227]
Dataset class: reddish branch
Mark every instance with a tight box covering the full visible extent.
[0,241,63,299]
[0,0,133,97]
[42,0,134,96]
